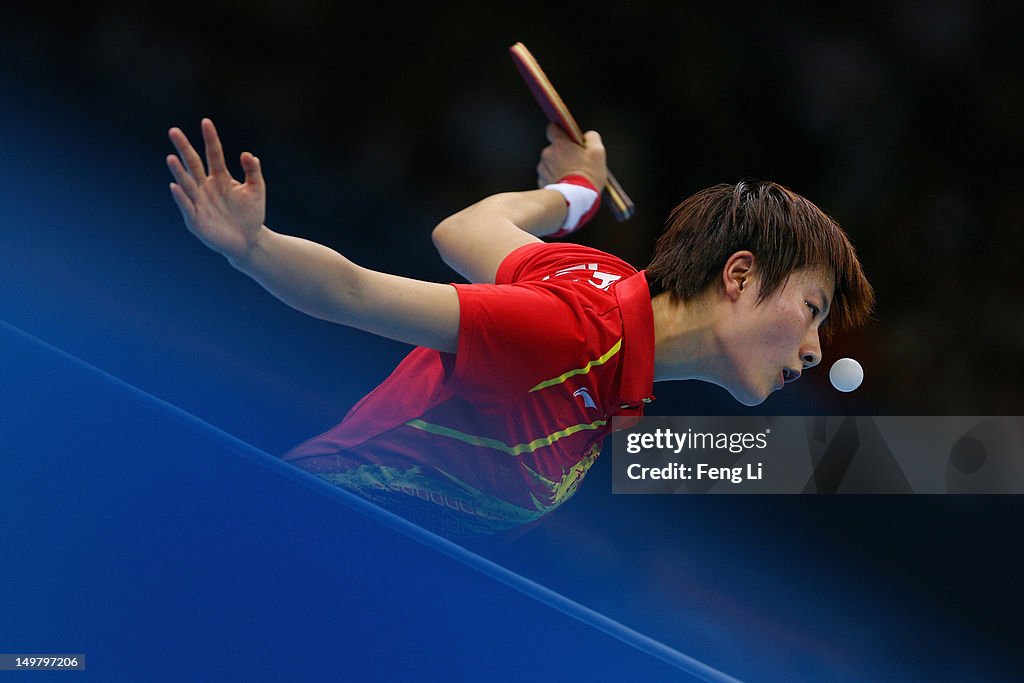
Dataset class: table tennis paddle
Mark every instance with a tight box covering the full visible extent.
[509,41,635,222]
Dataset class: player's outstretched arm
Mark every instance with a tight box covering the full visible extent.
[431,123,607,284]
[167,119,459,353]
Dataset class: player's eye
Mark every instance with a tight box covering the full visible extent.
[806,301,820,318]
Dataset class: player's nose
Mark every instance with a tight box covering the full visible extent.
[800,328,822,369]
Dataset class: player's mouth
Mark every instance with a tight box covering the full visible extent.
[781,368,801,385]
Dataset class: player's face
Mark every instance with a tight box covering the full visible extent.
[721,267,834,406]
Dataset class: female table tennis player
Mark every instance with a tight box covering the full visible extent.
[166,118,873,538]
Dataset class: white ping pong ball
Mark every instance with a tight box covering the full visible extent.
[829,357,864,392]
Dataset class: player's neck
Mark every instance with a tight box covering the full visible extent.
[650,291,729,384]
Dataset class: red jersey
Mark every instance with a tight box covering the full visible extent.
[283,242,655,535]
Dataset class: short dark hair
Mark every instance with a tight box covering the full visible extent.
[645,180,874,332]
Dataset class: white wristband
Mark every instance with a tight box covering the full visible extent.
[544,176,601,237]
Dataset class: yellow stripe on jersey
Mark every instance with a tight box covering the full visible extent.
[528,339,623,392]
[404,418,607,456]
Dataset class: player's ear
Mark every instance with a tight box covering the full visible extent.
[722,251,755,302]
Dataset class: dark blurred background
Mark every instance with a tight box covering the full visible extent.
[2,2,1023,680]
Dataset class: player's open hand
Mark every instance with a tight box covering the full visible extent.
[537,123,607,192]
[166,118,266,262]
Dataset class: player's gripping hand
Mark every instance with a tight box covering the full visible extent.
[166,118,266,263]
[536,123,607,192]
